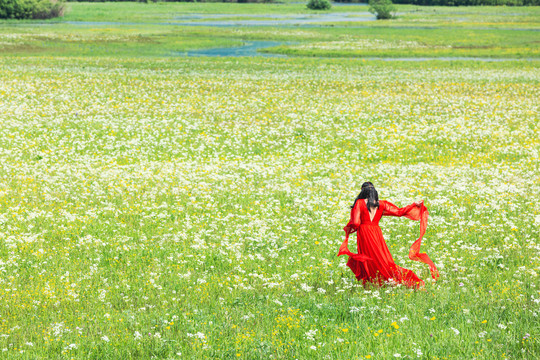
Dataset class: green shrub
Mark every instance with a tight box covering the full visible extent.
[0,0,65,19]
[307,0,332,10]
[368,0,396,20]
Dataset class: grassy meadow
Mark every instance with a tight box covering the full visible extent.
[0,2,539,359]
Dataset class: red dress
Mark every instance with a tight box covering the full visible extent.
[337,199,439,289]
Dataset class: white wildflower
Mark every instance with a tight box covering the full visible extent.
[305,329,318,341]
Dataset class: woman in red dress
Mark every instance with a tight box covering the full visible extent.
[338,182,439,288]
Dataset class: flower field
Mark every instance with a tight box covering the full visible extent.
[0,56,538,359]
[0,3,539,358]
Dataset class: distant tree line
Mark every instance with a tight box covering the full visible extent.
[393,0,538,5]
[64,0,274,2]
[335,0,539,4]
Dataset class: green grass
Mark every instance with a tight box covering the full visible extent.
[59,2,329,21]
[0,53,538,360]
[0,26,246,57]
[1,3,539,58]
[53,3,540,28]
[0,2,539,359]
[1,24,539,58]
[260,26,540,58]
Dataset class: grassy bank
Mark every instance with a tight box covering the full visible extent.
[1,3,539,58]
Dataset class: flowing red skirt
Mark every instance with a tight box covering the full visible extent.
[346,224,424,289]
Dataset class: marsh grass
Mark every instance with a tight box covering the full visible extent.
[1,4,539,59]
[1,24,539,58]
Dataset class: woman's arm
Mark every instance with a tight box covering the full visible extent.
[382,200,423,221]
[338,200,371,261]
[343,200,361,234]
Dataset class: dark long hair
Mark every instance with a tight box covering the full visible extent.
[351,182,379,211]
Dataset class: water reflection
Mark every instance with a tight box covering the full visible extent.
[184,40,287,57]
